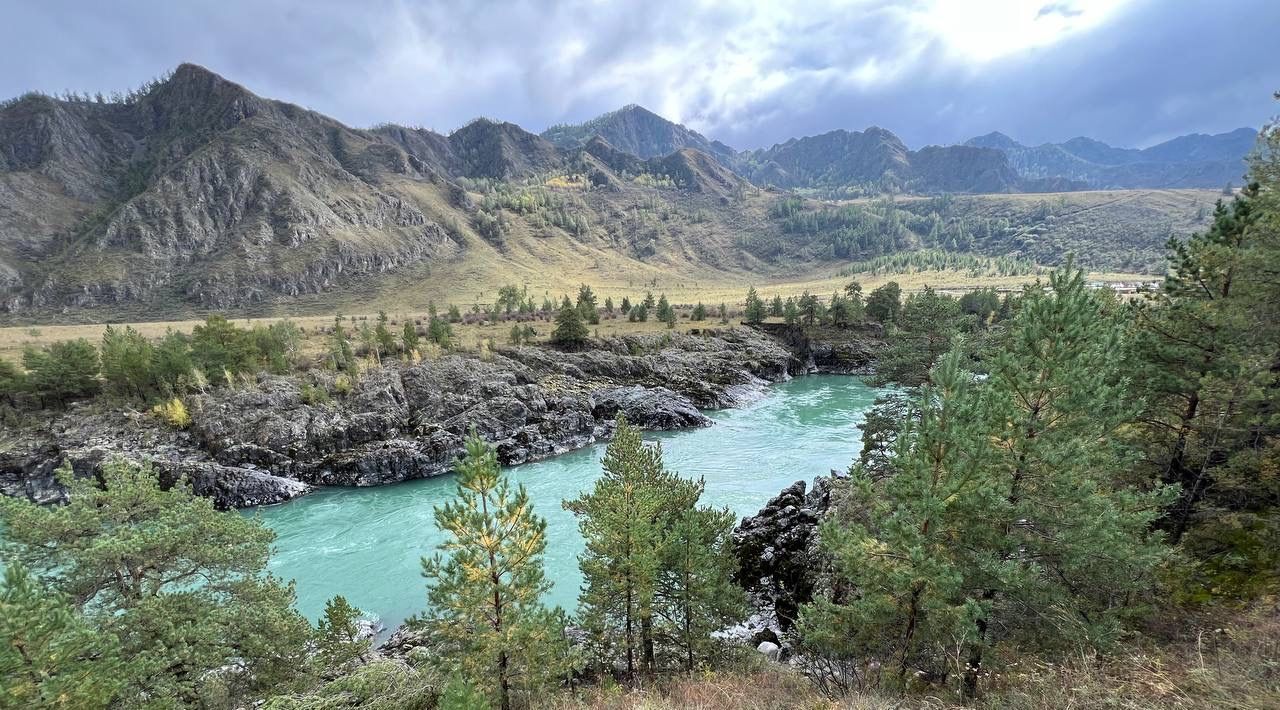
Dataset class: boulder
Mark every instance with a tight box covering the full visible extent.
[590,385,710,430]
[757,641,781,661]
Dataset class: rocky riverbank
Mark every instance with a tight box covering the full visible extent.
[733,473,841,634]
[755,322,882,375]
[1,327,798,509]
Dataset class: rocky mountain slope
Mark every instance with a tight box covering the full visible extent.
[546,113,1026,194]
[737,127,1021,194]
[542,104,736,164]
[0,64,1240,320]
[1,329,794,508]
[0,65,774,318]
[0,64,464,313]
[966,128,1255,189]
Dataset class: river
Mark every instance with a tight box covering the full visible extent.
[249,374,883,633]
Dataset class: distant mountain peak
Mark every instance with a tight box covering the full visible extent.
[541,105,734,163]
[966,131,1023,150]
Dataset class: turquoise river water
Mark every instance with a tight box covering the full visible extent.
[249,374,882,632]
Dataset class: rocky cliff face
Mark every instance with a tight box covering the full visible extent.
[733,473,842,631]
[1,328,795,509]
[0,64,475,313]
[755,322,882,374]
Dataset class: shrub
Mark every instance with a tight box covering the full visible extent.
[151,397,191,429]
[299,382,330,406]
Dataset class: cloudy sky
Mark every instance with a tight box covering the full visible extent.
[2,0,1275,150]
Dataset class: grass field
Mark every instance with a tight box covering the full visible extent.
[0,265,1152,364]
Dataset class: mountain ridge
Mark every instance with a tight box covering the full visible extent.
[963,127,1255,189]
[542,105,1255,194]
[0,63,1241,319]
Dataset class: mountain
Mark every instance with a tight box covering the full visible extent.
[0,65,1222,320]
[740,128,1021,194]
[0,64,469,313]
[541,104,735,164]
[0,66,782,317]
[965,128,1256,189]
[376,118,564,181]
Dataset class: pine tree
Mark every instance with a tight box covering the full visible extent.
[577,284,600,324]
[251,320,300,374]
[691,302,708,321]
[1127,160,1280,596]
[1,562,129,707]
[564,417,703,681]
[874,286,967,386]
[656,294,676,328]
[151,330,193,392]
[865,281,902,323]
[718,303,728,324]
[552,300,589,349]
[22,338,100,406]
[375,311,397,359]
[329,316,357,371]
[190,314,256,378]
[420,434,573,709]
[0,458,310,705]
[604,296,615,315]
[797,291,822,326]
[428,315,453,347]
[1132,188,1265,540]
[956,267,1172,698]
[798,349,990,695]
[620,296,632,314]
[100,325,155,400]
[805,270,1176,699]
[314,595,370,673]
[826,291,855,327]
[643,291,656,310]
[842,280,865,321]
[744,287,765,324]
[402,321,420,353]
[655,506,744,672]
[769,294,784,317]
[783,297,799,325]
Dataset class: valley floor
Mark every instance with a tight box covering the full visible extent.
[0,266,1148,364]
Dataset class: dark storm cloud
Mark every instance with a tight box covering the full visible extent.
[0,0,1273,150]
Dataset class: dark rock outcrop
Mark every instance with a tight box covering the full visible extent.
[754,322,880,375]
[2,328,792,509]
[590,385,710,430]
[733,473,842,631]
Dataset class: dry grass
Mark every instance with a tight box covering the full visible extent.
[978,601,1280,710]
[541,604,1279,710]
[541,667,845,710]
